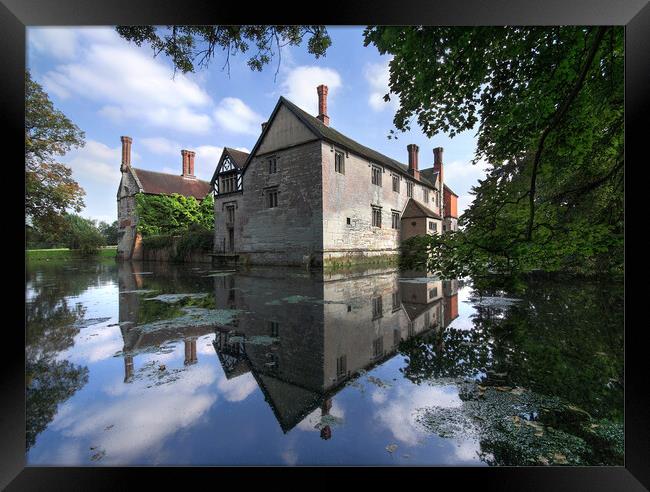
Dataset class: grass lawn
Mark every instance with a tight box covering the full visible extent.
[26,245,117,262]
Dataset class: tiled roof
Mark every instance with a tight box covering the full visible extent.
[420,168,439,187]
[401,198,442,220]
[225,147,249,169]
[246,96,438,189]
[131,168,211,199]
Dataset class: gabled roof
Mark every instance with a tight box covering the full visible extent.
[243,96,438,189]
[420,168,439,187]
[401,198,442,220]
[209,147,250,187]
[444,184,458,197]
[130,167,211,199]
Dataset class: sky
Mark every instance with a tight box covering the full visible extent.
[27,26,488,225]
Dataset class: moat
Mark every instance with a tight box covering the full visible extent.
[25,259,623,466]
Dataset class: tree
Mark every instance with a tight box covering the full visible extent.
[98,220,119,245]
[364,27,624,276]
[115,26,332,76]
[61,214,106,255]
[26,71,86,237]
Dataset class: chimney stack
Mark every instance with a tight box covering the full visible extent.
[181,149,196,178]
[407,144,420,180]
[317,84,330,126]
[261,121,268,132]
[433,147,444,186]
[120,136,132,172]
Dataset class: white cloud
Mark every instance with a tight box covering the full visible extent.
[140,137,182,156]
[364,58,399,112]
[29,28,78,60]
[216,372,258,402]
[63,139,124,186]
[442,158,489,215]
[280,66,342,115]
[213,97,264,136]
[40,33,214,135]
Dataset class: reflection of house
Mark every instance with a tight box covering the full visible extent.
[117,262,213,382]
[211,268,459,435]
[210,85,459,267]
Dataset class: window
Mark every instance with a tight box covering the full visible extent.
[226,206,235,224]
[372,337,384,358]
[336,355,347,379]
[269,157,277,174]
[347,217,351,225]
[391,211,400,230]
[392,291,401,312]
[407,181,414,197]
[269,321,279,337]
[429,221,438,232]
[392,174,400,193]
[267,189,279,208]
[372,296,383,319]
[408,321,415,338]
[335,151,345,174]
[443,224,447,231]
[221,174,236,194]
[429,287,438,299]
[424,312,431,329]
[371,165,382,186]
[436,191,440,207]
[423,189,429,203]
[372,207,382,228]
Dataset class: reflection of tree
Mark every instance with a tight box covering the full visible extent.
[26,358,88,449]
[24,261,110,450]
[400,278,623,420]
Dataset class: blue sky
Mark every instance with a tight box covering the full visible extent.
[27,26,488,224]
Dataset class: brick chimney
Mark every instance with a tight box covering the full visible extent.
[120,136,132,172]
[433,147,444,186]
[407,144,420,181]
[317,84,330,126]
[181,149,196,178]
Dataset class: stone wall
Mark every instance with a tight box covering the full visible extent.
[237,139,324,267]
[141,236,213,264]
[116,170,140,260]
[321,141,442,263]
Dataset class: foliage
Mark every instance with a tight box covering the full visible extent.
[98,220,119,245]
[135,193,214,237]
[116,26,331,76]
[175,224,214,260]
[61,214,106,255]
[364,27,624,276]
[26,70,86,238]
[142,234,175,251]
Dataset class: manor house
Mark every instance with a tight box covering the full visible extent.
[211,84,458,267]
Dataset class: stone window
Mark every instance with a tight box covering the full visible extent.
[335,151,345,174]
[267,188,279,208]
[423,189,429,203]
[347,217,351,225]
[436,190,440,207]
[269,321,279,337]
[443,224,447,231]
[429,287,438,299]
[336,355,347,379]
[226,205,235,224]
[407,181,414,197]
[392,174,400,193]
[269,156,277,174]
[392,291,401,312]
[408,321,415,338]
[429,221,437,232]
[424,312,431,329]
[391,211,400,229]
[371,165,382,186]
[372,296,383,319]
[372,336,384,358]
[372,206,382,228]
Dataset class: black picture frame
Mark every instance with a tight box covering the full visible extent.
[4,0,648,488]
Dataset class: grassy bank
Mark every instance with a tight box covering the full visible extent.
[26,246,117,262]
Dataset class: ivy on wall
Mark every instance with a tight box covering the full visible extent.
[135,193,214,236]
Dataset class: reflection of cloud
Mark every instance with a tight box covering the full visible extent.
[216,372,258,402]
[281,449,299,466]
[296,400,345,432]
[49,363,218,464]
[374,384,462,446]
[452,439,481,463]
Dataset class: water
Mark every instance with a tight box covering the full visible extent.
[25,259,623,466]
